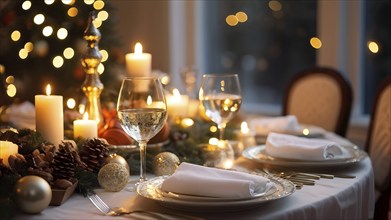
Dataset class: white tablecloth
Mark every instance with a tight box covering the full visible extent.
[15,156,375,220]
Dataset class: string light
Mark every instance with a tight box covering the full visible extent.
[84,0,94,5]
[62,0,74,5]
[22,1,32,10]
[63,47,75,59]
[68,7,78,17]
[7,84,17,97]
[19,49,28,59]
[57,28,68,40]
[44,0,55,5]
[42,26,53,37]
[24,42,33,52]
[100,49,108,62]
[34,14,45,25]
[53,56,64,68]
[93,0,105,10]
[11,31,21,41]
[98,11,109,21]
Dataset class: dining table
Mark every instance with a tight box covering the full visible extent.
[14,131,375,220]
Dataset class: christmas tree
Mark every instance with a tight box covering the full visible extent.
[0,0,123,106]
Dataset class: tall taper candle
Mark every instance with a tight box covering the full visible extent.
[35,84,64,146]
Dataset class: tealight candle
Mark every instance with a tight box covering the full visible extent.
[73,113,98,139]
[239,121,256,148]
[35,84,64,146]
[125,42,152,77]
[0,141,18,167]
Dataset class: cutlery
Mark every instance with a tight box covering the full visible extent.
[87,192,203,219]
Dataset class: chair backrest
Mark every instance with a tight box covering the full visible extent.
[282,67,352,137]
[366,77,391,193]
[365,77,391,220]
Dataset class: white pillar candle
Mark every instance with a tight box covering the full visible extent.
[73,113,98,139]
[0,141,18,167]
[125,42,152,77]
[166,89,189,118]
[35,84,64,146]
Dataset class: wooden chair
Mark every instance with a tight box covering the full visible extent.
[282,67,353,137]
[365,77,391,220]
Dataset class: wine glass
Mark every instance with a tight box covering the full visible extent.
[199,74,242,141]
[117,77,167,185]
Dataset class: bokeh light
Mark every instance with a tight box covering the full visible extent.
[67,98,76,109]
[98,10,109,21]
[24,42,33,52]
[269,0,282,12]
[34,14,45,25]
[236,12,248,23]
[368,41,379,53]
[57,28,68,40]
[310,37,322,49]
[93,0,105,10]
[226,15,238,26]
[7,84,17,97]
[42,26,53,37]
[44,0,55,5]
[53,56,64,68]
[63,47,75,59]
[100,49,108,62]
[22,1,32,10]
[19,48,28,59]
[68,7,78,17]
[11,30,21,41]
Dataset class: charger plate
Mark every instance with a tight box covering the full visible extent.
[242,145,367,169]
[137,174,295,212]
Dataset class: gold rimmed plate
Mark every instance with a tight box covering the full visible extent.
[136,174,295,212]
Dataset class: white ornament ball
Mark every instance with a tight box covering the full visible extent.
[152,152,180,176]
[98,163,129,192]
[14,175,52,214]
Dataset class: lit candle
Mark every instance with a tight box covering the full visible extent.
[239,121,256,148]
[166,89,189,118]
[73,113,98,139]
[35,84,64,146]
[125,42,152,77]
[0,141,18,167]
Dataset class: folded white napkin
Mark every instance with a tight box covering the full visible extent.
[249,115,301,135]
[161,162,275,198]
[265,132,350,161]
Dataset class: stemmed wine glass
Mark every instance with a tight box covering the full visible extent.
[117,77,167,185]
[199,74,242,141]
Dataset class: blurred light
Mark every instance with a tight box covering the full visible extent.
[44,0,55,5]
[98,10,109,21]
[63,47,75,59]
[92,18,102,28]
[5,76,15,84]
[310,37,322,49]
[62,0,74,5]
[22,1,32,10]
[368,41,379,53]
[210,125,218,133]
[302,128,310,136]
[11,30,21,41]
[161,75,170,85]
[79,104,85,114]
[181,118,194,128]
[42,26,53,37]
[84,0,94,5]
[226,15,238,26]
[34,14,45,25]
[209,137,219,145]
[53,56,64,68]
[269,0,282,12]
[57,28,68,40]
[236,11,248,23]
[93,0,104,10]
[19,48,28,59]
[0,65,4,74]
[67,98,76,109]
[100,49,108,62]
[24,42,33,52]
[68,7,78,17]
[98,63,104,74]
[7,84,17,97]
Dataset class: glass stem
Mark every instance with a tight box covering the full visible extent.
[138,141,148,183]
[218,123,227,140]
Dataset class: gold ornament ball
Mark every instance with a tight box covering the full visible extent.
[98,163,129,192]
[104,154,130,174]
[152,152,180,176]
[14,175,52,214]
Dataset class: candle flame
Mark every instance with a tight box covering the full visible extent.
[83,112,89,120]
[46,84,51,96]
[147,95,152,106]
[241,121,250,134]
[172,88,181,97]
[134,42,142,55]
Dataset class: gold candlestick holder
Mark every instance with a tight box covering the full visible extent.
[81,12,104,126]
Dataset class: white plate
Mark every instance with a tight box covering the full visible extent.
[137,174,295,212]
[242,145,367,169]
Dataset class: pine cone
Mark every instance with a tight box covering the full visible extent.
[79,138,109,173]
[52,142,85,181]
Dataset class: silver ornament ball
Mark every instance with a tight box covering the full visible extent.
[14,175,52,214]
[152,152,180,176]
[104,153,130,174]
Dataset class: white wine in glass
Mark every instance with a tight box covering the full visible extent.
[199,74,242,140]
[117,77,167,185]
